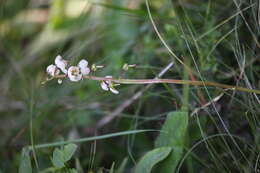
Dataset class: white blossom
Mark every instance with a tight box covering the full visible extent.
[78,59,90,75]
[109,87,119,94]
[55,55,68,74]
[68,66,82,82]
[46,64,60,76]
[100,76,119,94]
[101,81,109,91]
[57,79,63,84]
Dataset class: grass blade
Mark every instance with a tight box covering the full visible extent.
[29,129,153,150]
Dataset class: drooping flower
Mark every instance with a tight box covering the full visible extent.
[100,81,109,91]
[46,64,60,76]
[57,79,63,84]
[78,59,90,75]
[55,55,68,74]
[100,76,119,94]
[109,87,119,94]
[68,66,82,82]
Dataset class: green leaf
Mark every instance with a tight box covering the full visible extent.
[116,158,128,173]
[109,162,115,173]
[154,111,188,172]
[49,0,66,29]
[19,148,32,173]
[155,111,188,147]
[63,144,77,162]
[52,148,65,168]
[68,168,78,173]
[94,2,145,15]
[135,147,172,173]
[52,144,77,168]
[97,168,104,173]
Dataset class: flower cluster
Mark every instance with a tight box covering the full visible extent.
[46,55,120,94]
[46,55,90,82]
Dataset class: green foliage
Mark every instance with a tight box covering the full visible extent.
[52,148,66,168]
[1,0,260,172]
[116,158,128,173]
[67,168,78,173]
[52,144,77,169]
[49,0,67,29]
[135,147,172,173]
[109,162,115,173]
[33,143,80,173]
[19,148,32,173]
[154,111,189,172]
[63,144,78,162]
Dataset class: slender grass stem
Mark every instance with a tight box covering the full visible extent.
[28,129,153,150]
[51,75,260,94]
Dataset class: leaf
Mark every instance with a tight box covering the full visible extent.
[68,168,78,173]
[154,111,188,172]
[155,111,188,147]
[52,148,65,168]
[116,158,128,173]
[19,148,32,173]
[97,168,104,173]
[63,144,77,162]
[135,147,172,173]
[155,147,183,172]
[94,2,145,15]
[49,0,66,29]
[109,162,115,173]
[52,144,77,168]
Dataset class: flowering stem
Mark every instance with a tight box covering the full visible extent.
[53,75,260,94]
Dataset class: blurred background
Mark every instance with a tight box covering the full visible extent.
[0,0,259,172]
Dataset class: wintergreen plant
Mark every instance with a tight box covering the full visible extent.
[43,55,260,95]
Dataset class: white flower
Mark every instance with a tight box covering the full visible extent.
[68,66,82,82]
[109,87,119,94]
[46,64,60,76]
[57,79,63,84]
[100,76,119,94]
[55,55,68,74]
[101,81,109,91]
[78,59,90,75]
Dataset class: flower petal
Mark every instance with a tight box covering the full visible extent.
[101,81,109,91]
[104,75,113,85]
[60,67,68,74]
[109,87,119,94]
[57,79,63,84]
[80,67,90,75]
[46,64,60,76]
[55,55,68,74]
[78,59,90,75]
[78,59,88,68]
[68,66,82,82]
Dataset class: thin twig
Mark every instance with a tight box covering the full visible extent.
[191,90,226,117]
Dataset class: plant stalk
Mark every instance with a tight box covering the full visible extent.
[52,75,260,94]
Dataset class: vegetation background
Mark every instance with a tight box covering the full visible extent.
[0,0,259,172]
